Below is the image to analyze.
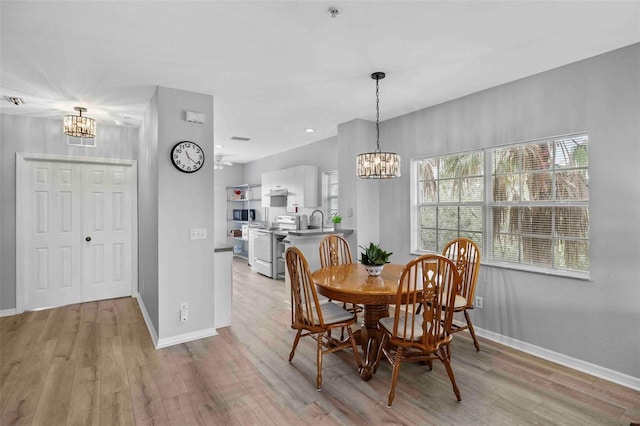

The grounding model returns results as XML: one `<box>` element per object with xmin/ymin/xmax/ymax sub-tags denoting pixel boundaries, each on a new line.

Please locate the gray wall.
<box><xmin>0</xmin><ymin>114</ymin><xmax>139</xmax><ymax>311</ymax></box>
<box><xmin>156</xmin><ymin>87</ymin><xmax>215</xmax><ymax>341</ymax></box>
<box><xmin>138</xmin><ymin>88</ymin><xmax>160</xmax><ymax>330</ymax></box>
<box><xmin>243</xmin><ymin>136</ymin><xmax>338</xmax><ymax>224</ymax></box>
<box><xmin>243</xmin><ymin>136</ymin><xmax>337</xmax><ymax>184</ymax></box>
<box><xmin>232</xmin><ymin>43</ymin><xmax>639</xmax><ymax>381</ymax></box>
<box><xmin>376</xmin><ymin>44</ymin><xmax>639</xmax><ymax>378</ymax></box>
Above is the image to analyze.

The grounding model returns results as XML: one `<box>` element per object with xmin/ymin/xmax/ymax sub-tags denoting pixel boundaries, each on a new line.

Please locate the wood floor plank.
<box><xmin>0</xmin><ymin>339</ymin><xmax>58</xmax><ymax>425</ymax></box>
<box><xmin>100</xmin><ymin>300</ymin><xmax>136</xmax><ymax>426</ymax></box>
<box><xmin>31</xmin><ymin>327</ymin><xmax>80</xmax><ymax>425</ymax></box>
<box><xmin>2</xmin><ymin>260</ymin><xmax>639</xmax><ymax>425</ymax></box>
<box><xmin>162</xmin><ymin>393</ymin><xmax>207</xmax><ymax>426</ymax></box>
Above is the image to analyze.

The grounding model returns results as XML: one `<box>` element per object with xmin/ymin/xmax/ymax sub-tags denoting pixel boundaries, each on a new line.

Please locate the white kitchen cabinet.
<box><xmin>262</xmin><ymin>165</ymin><xmax>318</xmax><ymax>210</ymax></box>
<box><xmin>261</xmin><ymin>169</ymin><xmax>287</xmax><ymax>207</ymax></box>
<box><xmin>261</xmin><ymin>172</ymin><xmax>271</xmax><ymax>206</ymax></box>
<box><xmin>287</xmin><ymin>165</ymin><xmax>319</xmax><ymax>211</ymax></box>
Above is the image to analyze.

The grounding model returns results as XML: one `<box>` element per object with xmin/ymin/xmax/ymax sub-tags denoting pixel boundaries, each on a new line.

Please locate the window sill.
<box><xmin>409</xmin><ymin>251</ymin><xmax>590</xmax><ymax>281</ymax></box>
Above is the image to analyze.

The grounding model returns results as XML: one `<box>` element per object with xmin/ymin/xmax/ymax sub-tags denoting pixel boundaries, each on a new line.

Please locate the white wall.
<box><xmin>0</xmin><ymin>114</ymin><xmax>139</xmax><ymax>311</ymax></box>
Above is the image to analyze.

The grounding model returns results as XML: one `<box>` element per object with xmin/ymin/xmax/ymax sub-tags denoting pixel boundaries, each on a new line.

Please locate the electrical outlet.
<box><xmin>180</xmin><ymin>302</ymin><xmax>189</xmax><ymax>322</ymax></box>
<box><xmin>475</xmin><ymin>296</ymin><xmax>483</xmax><ymax>309</ymax></box>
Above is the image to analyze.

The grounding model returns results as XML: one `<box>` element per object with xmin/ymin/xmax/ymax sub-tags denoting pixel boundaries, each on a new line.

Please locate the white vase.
<box><xmin>334</xmin><ymin>222</ymin><xmax>341</xmax><ymax>231</ymax></box>
<box><xmin>364</xmin><ymin>265</ymin><xmax>384</xmax><ymax>276</ymax></box>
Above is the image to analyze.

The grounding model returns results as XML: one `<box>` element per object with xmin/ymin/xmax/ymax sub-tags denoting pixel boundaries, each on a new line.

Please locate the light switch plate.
<box><xmin>190</xmin><ymin>228</ymin><xmax>207</xmax><ymax>240</ymax></box>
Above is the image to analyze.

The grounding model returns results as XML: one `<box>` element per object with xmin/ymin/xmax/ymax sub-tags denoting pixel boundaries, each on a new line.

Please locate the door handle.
<box><xmin>85</xmin><ymin>236</ymin><xmax>92</xmax><ymax>242</ymax></box>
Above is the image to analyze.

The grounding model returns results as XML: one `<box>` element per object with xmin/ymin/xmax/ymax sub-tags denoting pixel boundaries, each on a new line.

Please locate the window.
<box><xmin>322</xmin><ymin>170</ymin><xmax>339</xmax><ymax>222</ymax></box>
<box><xmin>412</xmin><ymin>134</ymin><xmax>589</xmax><ymax>276</ymax></box>
<box><xmin>414</xmin><ymin>151</ymin><xmax>484</xmax><ymax>252</ymax></box>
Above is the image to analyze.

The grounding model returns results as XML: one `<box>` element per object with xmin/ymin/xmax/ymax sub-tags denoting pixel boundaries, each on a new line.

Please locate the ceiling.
<box><xmin>1</xmin><ymin>1</ymin><xmax>638</xmax><ymax>164</ymax></box>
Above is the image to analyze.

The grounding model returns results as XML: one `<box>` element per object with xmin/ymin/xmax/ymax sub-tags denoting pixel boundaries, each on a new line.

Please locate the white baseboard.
<box><xmin>475</xmin><ymin>327</ymin><xmax>640</xmax><ymax>391</ymax></box>
<box><xmin>134</xmin><ymin>293</ymin><xmax>159</xmax><ymax>348</ymax></box>
<box><xmin>134</xmin><ymin>293</ymin><xmax>218</xmax><ymax>349</ymax></box>
<box><xmin>156</xmin><ymin>328</ymin><xmax>218</xmax><ymax>349</ymax></box>
<box><xmin>0</xmin><ymin>308</ymin><xmax>17</xmax><ymax>317</ymax></box>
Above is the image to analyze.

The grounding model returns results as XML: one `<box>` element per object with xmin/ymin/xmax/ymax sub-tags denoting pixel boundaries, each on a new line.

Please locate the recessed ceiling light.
<box><xmin>215</xmin><ymin>144</ymin><xmax>224</xmax><ymax>148</ymax></box>
<box><xmin>305</xmin><ymin>128</ymin><xmax>315</xmax><ymax>133</ymax></box>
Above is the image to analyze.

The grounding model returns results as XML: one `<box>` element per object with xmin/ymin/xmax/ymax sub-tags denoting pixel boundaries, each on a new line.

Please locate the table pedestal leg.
<box><xmin>358</xmin><ymin>304</ymin><xmax>389</xmax><ymax>381</ymax></box>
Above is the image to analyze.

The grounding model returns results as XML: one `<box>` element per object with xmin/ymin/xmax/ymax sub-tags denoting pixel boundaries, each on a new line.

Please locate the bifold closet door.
<box><xmin>22</xmin><ymin>161</ymin><xmax>84</xmax><ymax>309</ymax></box>
<box><xmin>20</xmin><ymin>159</ymin><xmax>134</xmax><ymax>310</ymax></box>
<box><xmin>81</xmin><ymin>163</ymin><xmax>133</xmax><ymax>302</ymax></box>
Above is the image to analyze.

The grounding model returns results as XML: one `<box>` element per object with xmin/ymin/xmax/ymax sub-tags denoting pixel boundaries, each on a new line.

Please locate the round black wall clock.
<box><xmin>171</xmin><ymin>141</ymin><xmax>204</xmax><ymax>173</ymax></box>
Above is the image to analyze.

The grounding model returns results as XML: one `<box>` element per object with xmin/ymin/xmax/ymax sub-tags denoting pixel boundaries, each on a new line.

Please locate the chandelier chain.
<box><xmin>375</xmin><ymin>77</ymin><xmax>381</xmax><ymax>152</ymax></box>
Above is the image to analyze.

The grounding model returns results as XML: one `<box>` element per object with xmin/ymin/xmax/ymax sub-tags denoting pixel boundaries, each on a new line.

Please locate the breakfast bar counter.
<box><xmin>283</xmin><ymin>229</ymin><xmax>354</xmax><ymax>301</ymax></box>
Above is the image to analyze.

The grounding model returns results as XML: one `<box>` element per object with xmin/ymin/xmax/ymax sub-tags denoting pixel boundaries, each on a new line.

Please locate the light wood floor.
<box><xmin>2</xmin><ymin>258</ymin><xmax>639</xmax><ymax>425</ymax></box>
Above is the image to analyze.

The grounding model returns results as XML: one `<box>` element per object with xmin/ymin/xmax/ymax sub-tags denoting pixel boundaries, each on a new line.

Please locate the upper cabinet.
<box><xmin>287</xmin><ymin>165</ymin><xmax>318</xmax><ymax>210</ymax></box>
<box><xmin>261</xmin><ymin>165</ymin><xmax>318</xmax><ymax>209</ymax></box>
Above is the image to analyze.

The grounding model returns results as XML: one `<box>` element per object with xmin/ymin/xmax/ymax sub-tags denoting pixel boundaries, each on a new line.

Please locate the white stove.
<box><xmin>251</xmin><ymin>215</ymin><xmax>300</xmax><ymax>279</ymax></box>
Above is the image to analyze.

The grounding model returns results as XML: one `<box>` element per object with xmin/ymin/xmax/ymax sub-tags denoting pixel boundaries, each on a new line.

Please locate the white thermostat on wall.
<box><xmin>185</xmin><ymin>110</ymin><xmax>205</xmax><ymax>124</ymax></box>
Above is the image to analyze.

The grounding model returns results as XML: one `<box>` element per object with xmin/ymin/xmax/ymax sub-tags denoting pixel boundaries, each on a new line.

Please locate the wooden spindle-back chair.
<box><xmin>442</xmin><ymin>237</ymin><xmax>481</xmax><ymax>351</ymax></box>
<box><xmin>318</xmin><ymin>234</ymin><xmax>363</xmax><ymax>322</ymax></box>
<box><xmin>286</xmin><ymin>247</ymin><xmax>362</xmax><ymax>390</ymax></box>
<box><xmin>374</xmin><ymin>253</ymin><xmax>462</xmax><ymax>406</ymax></box>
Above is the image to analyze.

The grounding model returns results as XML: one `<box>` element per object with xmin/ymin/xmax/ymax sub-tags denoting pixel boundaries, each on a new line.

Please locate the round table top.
<box><xmin>311</xmin><ymin>263</ymin><xmax>404</xmax><ymax>306</ymax></box>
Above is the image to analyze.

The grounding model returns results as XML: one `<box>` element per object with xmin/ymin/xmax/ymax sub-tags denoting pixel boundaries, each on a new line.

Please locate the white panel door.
<box><xmin>23</xmin><ymin>161</ymin><xmax>84</xmax><ymax>309</ymax></box>
<box><xmin>18</xmin><ymin>156</ymin><xmax>135</xmax><ymax>311</ymax></box>
<box><xmin>81</xmin><ymin>163</ymin><xmax>133</xmax><ymax>302</ymax></box>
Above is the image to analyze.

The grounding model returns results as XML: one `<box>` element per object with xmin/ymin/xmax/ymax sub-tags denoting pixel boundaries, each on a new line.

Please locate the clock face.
<box><xmin>171</xmin><ymin>141</ymin><xmax>204</xmax><ymax>173</ymax></box>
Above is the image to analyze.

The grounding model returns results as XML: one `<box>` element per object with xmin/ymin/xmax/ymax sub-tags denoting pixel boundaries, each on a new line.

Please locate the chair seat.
<box><xmin>308</xmin><ymin>302</ymin><xmax>355</xmax><ymax>325</ymax></box>
<box><xmin>379</xmin><ymin>315</ymin><xmax>431</xmax><ymax>342</ymax></box>
<box><xmin>453</xmin><ymin>294</ymin><xmax>467</xmax><ymax>309</ymax></box>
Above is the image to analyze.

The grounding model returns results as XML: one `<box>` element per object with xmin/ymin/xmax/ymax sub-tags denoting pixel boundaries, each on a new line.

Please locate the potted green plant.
<box><xmin>332</xmin><ymin>214</ymin><xmax>342</xmax><ymax>230</ymax></box>
<box><xmin>359</xmin><ymin>242</ymin><xmax>392</xmax><ymax>276</ymax></box>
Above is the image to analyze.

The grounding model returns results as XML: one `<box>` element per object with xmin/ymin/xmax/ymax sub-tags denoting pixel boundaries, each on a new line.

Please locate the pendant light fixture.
<box><xmin>64</xmin><ymin>106</ymin><xmax>96</xmax><ymax>138</ymax></box>
<box><xmin>356</xmin><ymin>72</ymin><xmax>400</xmax><ymax>179</ymax></box>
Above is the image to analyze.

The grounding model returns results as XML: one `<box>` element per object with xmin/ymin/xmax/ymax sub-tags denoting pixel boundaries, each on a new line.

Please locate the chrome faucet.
<box><xmin>310</xmin><ymin>209</ymin><xmax>324</xmax><ymax>228</ymax></box>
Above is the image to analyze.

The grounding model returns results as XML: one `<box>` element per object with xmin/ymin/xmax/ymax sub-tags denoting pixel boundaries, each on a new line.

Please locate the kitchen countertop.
<box><xmin>287</xmin><ymin>228</ymin><xmax>353</xmax><ymax>237</ymax></box>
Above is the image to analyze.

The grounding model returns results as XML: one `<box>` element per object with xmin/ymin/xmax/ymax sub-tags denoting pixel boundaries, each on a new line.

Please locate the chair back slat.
<box><xmin>319</xmin><ymin>234</ymin><xmax>353</xmax><ymax>268</ymax></box>
<box><xmin>391</xmin><ymin>254</ymin><xmax>460</xmax><ymax>348</ymax></box>
<box><xmin>287</xmin><ymin>247</ymin><xmax>324</xmax><ymax>328</ymax></box>
<box><xmin>442</xmin><ymin>238</ymin><xmax>480</xmax><ymax>306</ymax></box>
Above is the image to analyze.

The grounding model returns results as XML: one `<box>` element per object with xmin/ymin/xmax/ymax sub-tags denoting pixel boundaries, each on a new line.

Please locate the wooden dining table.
<box><xmin>312</xmin><ymin>263</ymin><xmax>404</xmax><ymax>381</ymax></box>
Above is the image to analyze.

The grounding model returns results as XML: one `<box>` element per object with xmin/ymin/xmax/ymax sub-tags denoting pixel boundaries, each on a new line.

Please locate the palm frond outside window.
<box><xmin>413</xmin><ymin>133</ymin><xmax>589</xmax><ymax>276</ymax></box>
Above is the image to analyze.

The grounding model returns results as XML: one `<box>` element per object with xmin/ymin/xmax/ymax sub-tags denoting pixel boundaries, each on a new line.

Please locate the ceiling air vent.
<box><xmin>231</xmin><ymin>136</ymin><xmax>251</xmax><ymax>142</ymax></box>
<box><xmin>4</xmin><ymin>96</ymin><xmax>24</xmax><ymax>105</ymax></box>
